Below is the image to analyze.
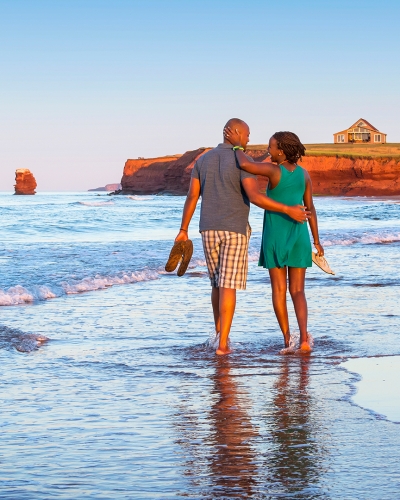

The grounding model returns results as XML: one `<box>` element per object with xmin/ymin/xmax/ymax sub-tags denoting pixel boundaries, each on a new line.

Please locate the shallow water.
<box><xmin>1</xmin><ymin>192</ymin><xmax>400</xmax><ymax>498</ymax></box>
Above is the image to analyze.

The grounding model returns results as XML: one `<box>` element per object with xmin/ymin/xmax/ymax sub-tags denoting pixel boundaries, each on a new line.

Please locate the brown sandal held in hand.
<box><xmin>177</xmin><ymin>240</ymin><xmax>193</xmax><ymax>277</ymax></box>
<box><xmin>165</xmin><ymin>241</ymin><xmax>185</xmax><ymax>272</ymax></box>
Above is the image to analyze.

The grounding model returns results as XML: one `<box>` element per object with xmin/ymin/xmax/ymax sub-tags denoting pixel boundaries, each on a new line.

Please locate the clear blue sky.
<box><xmin>1</xmin><ymin>0</ymin><xmax>399</xmax><ymax>190</ymax></box>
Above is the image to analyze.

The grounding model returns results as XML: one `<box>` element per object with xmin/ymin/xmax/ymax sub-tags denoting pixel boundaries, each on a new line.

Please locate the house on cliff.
<box><xmin>333</xmin><ymin>119</ymin><xmax>386</xmax><ymax>144</ymax></box>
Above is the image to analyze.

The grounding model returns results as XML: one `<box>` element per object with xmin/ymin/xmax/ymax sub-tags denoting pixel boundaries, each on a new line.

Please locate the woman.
<box><xmin>224</xmin><ymin>128</ymin><xmax>323</xmax><ymax>352</ymax></box>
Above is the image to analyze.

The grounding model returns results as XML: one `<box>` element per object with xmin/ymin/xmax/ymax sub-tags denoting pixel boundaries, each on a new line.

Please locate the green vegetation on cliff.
<box><xmin>247</xmin><ymin>143</ymin><xmax>400</xmax><ymax>160</ymax></box>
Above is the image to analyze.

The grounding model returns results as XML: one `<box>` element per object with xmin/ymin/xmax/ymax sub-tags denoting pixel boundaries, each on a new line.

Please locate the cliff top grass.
<box><xmin>247</xmin><ymin>143</ymin><xmax>400</xmax><ymax>160</ymax></box>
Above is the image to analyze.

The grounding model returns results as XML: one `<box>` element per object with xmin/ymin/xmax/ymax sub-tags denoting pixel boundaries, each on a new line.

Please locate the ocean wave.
<box><xmin>61</xmin><ymin>269</ymin><xmax>160</xmax><ymax>294</ymax></box>
<box><xmin>324</xmin><ymin>233</ymin><xmax>400</xmax><ymax>247</ymax></box>
<box><xmin>248</xmin><ymin>252</ymin><xmax>260</xmax><ymax>262</ymax></box>
<box><xmin>0</xmin><ymin>285</ymin><xmax>57</xmax><ymax>306</ymax></box>
<box><xmin>0</xmin><ymin>269</ymin><xmax>161</xmax><ymax>306</ymax></box>
<box><xmin>78</xmin><ymin>201</ymin><xmax>115</xmax><ymax>206</ymax></box>
<box><xmin>127</xmin><ymin>196</ymin><xmax>153</xmax><ymax>201</ymax></box>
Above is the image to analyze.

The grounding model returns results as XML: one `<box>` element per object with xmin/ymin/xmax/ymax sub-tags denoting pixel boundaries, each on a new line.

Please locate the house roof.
<box><xmin>334</xmin><ymin>118</ymin><xmax>386</xmax><ymax>135</ymax></box>
<box><xmin>349</xmin><ymin>118</ymin><xmax>378</xmax><ymax>131</ymax></box>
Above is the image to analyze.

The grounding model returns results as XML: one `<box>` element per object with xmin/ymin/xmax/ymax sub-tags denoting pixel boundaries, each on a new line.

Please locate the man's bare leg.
<box><xmin>269</xmin><ymin>267</ymin><xmax>290</xmax><ymax>347</ymax></box>
<box><xmin>211</xmin><ymin>287</ymin><xmax>220</xmax><ymax>335</ymax></box>
<box><xmin>216</xmin><ymin>287</ymin><xmax>236</xmax><ymax>355</ymax></box>
<box><xmin>288</xmin><ymin>267</ymin><xmax>311</xmax><ymax>352</ymax></box>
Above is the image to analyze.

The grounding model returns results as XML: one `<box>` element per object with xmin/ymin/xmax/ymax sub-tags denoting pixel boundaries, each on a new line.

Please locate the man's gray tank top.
<box><xmin>191</xmin><ymin>143</ymin><xmax>256</xmax><ymax>236</ymax></box>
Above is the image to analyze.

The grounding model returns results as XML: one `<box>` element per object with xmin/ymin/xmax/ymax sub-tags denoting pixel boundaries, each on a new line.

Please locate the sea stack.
<box><xmin>14</xmin><ymin>169</ymin><xmax>37</xmax><ymax>195</ymax></box>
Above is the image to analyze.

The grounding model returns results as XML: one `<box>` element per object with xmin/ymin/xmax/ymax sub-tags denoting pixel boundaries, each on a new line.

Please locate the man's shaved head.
<box><xmin>225</xmin><ymin>118</ymin><xmax>248</xmax><ymax>130</ymax></box>
<box><xmin>224</xmin><ymin>118</ymin><xmax>250</xmax><ymax>148</ymax></box>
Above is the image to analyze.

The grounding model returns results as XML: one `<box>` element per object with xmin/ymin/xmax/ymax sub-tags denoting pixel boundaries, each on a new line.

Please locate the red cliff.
<box><xmin>14</xmin><ymin>169</ymin><xmax>37</xmax><ymax>195</ymax></box>
<box><xmin>120</xmin><ymin>148</ymin><xmax>400</xmax><ymax>197</ymax></box>
<box><xmin>121</xmin><ymin>149</ymin><xmax>211</xmax><ymax>194</ymax></box>
<box><xmin>300</xmin><ymin>156</ymin><xmax>400</xmax><ymax>196</ymax></box>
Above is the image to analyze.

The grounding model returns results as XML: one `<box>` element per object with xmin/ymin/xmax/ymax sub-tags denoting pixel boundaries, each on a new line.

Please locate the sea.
<box><xmin>1</xmin><ymin>192</ymin><xmax>400</xmax><ymax>499</ymax></box>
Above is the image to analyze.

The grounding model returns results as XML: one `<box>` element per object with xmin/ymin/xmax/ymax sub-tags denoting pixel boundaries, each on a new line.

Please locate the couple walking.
<box><xmin>175</xmin><ymin>118</ymin><xmax>324</xmax><ymax>355</ymax></box>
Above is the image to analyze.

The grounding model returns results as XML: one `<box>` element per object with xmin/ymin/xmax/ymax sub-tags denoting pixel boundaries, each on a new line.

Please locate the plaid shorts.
<box><xmin>201</xmin><ymin>225</ymin><xmax>251</xmax><ymax>290</ymax></box>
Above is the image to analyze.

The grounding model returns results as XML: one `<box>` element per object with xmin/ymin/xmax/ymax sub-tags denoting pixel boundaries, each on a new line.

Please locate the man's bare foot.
<box><xmin>298</xmin><ymin>341</ymin><xmax>312</xmax><ymax>354</ymax></box>
<box><xmin>216</xmin><ymin>346</ymin><xmax>232</xmax><ymax>356</ymax></box>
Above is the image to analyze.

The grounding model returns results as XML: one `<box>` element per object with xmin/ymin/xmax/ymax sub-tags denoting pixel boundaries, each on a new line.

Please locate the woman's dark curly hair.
<box><xmin>272</xmin><ymin>131</ymin><xmax>306</xmax><ymax>164</ymax></box>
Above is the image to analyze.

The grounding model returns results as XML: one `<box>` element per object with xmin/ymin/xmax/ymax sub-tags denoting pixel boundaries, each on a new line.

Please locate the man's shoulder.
<box><xmin>199</xmin><ymin>145</ymin><xmax>222</xmax><ymax>159</ymax></box>
<box><xmin>197</xmin><ymin>144</ymin><xmax>235</xmax><ymax>165</ymax></box>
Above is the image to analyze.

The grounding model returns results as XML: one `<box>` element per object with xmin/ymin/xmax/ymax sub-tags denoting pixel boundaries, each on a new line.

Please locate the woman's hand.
<box><xmin>314</xmin><ymin>242</ymin><xmax>324</xmax><ymax>256</ymax></box>
<box><xmin>223</xmin><ymin>126</ymin><xmax>242</xmax><ymax>147</ymax></box>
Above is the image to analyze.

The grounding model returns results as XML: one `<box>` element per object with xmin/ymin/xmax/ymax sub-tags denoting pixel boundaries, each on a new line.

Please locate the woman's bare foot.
<box><xmin>279</xmin><ymin>347</ymin><xmax>295</xmax><ymax>355</ymax></box>
<box><xmin>298</xmin><ymin>341</ymin><xmax>312</xmax><ymax>353</ymax></box>
<box><xmin>216</xmin><ymin>346</ymin><xmax>232</xmax><ymax>356</ymax></box>
<box><xmin>283</xmin><ymin>331</ymin><xmax>290</xmax><ymax>348</ymax></box>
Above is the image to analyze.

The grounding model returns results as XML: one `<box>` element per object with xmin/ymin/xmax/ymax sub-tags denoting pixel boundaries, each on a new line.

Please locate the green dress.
<box><xmin>259</xmin><ymin>165</ymin><xmax>312</xmax><ymax>269</ymax></box>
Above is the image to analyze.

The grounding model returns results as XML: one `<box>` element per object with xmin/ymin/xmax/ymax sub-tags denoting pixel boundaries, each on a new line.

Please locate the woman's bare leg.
<box><xmin>288</xmin><ymin>267</ymin><xmax>311</xmax><ymax>352</ymax></box>
<box><xmin>269</xmin><ymin>267</ymin><xmax>290</xmax><ymax>347</ymax></box>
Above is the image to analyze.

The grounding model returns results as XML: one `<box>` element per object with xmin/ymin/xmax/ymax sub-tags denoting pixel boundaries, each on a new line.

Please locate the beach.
<box><xmin>1</xmin><ymin>193</ymin><xmax>400</xmax><ymax>498</ymax></box>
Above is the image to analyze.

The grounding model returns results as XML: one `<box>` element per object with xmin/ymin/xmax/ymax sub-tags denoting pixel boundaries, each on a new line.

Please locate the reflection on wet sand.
<box><xmin>265</xmin><ymin>357</ymin><xmax>325</xmax><ymax>496</ymax></box>
<box><xmin>207</xmin><ymin>358</ymin><xmax>258</xmax><ymax>497</ymax></box>
<box><xmin>174</xmin><ymin>356</ymin><xmax>327</xmax><ymax>497</ymax></box>
<box><xmin>173</xmin><ymin>357</ymin><xmax>258</xmax><ymax>497</ymax></box>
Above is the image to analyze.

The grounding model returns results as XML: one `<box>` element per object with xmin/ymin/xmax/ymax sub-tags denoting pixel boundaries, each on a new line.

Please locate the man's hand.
<box><xmin>175</xmin><ymin>178</ymin><xmax>200</xmax><ymax>244</ymax></box>
<box><xmin>285</xmin><ymin>205</ymin><xmax>311</xmax><ymax>223</ymax></box>
<box><xmin>175</xmin><ymin>230</ymin><xmax>188</xmax><ymax>242</ymax></box>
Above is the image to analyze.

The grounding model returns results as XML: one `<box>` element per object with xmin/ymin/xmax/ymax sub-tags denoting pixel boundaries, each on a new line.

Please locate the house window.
<box><xmin>374</xmin><ymin>134</ymin><xmax>381</xmax><ymax>142</ymax></box>
<box><xmin>358</xmin><ymin>122</ymin><xmax>364</xmax><ymax>127</ymax></box>
<box><xmin>337</xmin><ymin>134</ymin><xmax>345</xmax><ymax>143</ymax></box>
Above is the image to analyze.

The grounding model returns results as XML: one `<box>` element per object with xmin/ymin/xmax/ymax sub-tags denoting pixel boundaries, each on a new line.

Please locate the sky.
<box><xmin>1</xmin><ymin>0</ymin><xmax>399</xmax><ymax>191</ymax></box>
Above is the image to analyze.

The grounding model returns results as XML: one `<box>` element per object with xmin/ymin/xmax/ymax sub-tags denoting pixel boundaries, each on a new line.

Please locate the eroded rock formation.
<box><xmin>14</xmin><ymin>169</ymin><xmax>37</xmax><ymax>195</ymax></box>
<box><xmin>88</xmin><ymin>183</ymin><xmax>121</xmax><ymax>192</ymax></box>
<box><xmin>121</xmin><ymin>149</ymin><xmax>211</xmax><ymax>194</ymax></box>
<box><xmin>300</xmin><ymin>156</ymin><xmax>400</xmax><ymax>196</ymax></box>
<box><xmin>120</xmin><ymin>148</ymin><xmax>400</xmax><ymax>196</ymax></box>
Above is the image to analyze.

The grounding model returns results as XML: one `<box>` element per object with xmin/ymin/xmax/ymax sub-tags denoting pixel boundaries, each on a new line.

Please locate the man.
<box><xmin>175</xmin><ymin>118</ymin><xmax>310</xmax><ymax>355</ymax></box>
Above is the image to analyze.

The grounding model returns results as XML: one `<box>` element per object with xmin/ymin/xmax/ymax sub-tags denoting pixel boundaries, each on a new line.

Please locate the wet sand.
<box><xmin>1</xmin><ymin>270</ymin><xmax>400</xmax><ymax>498</ymax></box>
<box><xmin>343</xmin><ymin>356</ymin><xmax>400</xmax><ymax>423</ymax></box>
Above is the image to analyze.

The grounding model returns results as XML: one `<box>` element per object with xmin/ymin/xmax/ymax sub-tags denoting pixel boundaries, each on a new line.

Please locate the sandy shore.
<box><xmin>342</xmin><ymin>356</ymin><xmax>400</xmax><ymax>423</ymax></box>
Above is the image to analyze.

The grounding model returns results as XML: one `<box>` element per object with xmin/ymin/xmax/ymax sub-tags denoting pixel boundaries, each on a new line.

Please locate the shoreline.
<box><xmin>342</xmin><ymin>356</ymin><xmax>400</xmax><ymax>424</ymax></box>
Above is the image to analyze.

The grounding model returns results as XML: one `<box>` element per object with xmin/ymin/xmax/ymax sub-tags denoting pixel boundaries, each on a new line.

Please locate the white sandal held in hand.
<box><xmin>312</xmin><ymin>252</ymin><xmax>335</xmax><ymax>275</ymax></box>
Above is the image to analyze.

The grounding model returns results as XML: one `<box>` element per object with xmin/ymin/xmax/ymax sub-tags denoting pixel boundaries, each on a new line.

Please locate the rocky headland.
<box><xmin>88</xmin><ymin>183</ymin><xmax>121</xmax><ymax>192</ymax></box>
<box><xmin>121</xmin><ymin>149</ymin><xmax>211</xmax><ymax>195</ymax></box>
<box><xmin>119</xmin><ymin>147</ymin><xmax>400</xmax><ymax>197</ymax></box>
<box><xmin>14</xmin><ymin>169</ymin><xmax>37</xmax><ymax>195</ymax></box>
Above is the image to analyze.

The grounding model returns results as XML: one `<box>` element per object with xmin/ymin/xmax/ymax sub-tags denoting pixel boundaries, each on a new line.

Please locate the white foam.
<box><xmin>248</xmin><ymin>252</ymin><xmax>259</xmax><ymax>262</ymax></box>
<box><xmin>205</xmin><ymin>330</ymin><xmax>222</xmax><ymax>350</ymax></box>
<box><xmin>78</xmin><ymin>201</ymin><xmax>114</xmax><ymax>206</ymax></box>
<box><xmin>324</xmin><ymin>233</ymin><xmax>400</xmax><ymax>247</ymax></box>
<box><xmin>0</xmin><ymin>285</ymin><xmax>57</xmax><ymax>306</ymax></box>
<box><xmin>279</xmin><ymin>330</ymin><xmax>314</xmax><ymax>355</ymax></box>
<box><xmin>0</xmin><ymin>270</ymin><xmax>160</xmax><ymax>306</ymax></box>
<box><xmin>0</xmin><ymin>252</ymin><xmax>210</xmax><ymax>307</ymax></box>
<box><xmin>61</xmin><ymin>270</ymin><xmax>159</xmax><ymax>294</ymax></box>
<box><xmin>127</xmin><ymin>196</ymin><xmax>153</xmax><ymax>201</ymax></box>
